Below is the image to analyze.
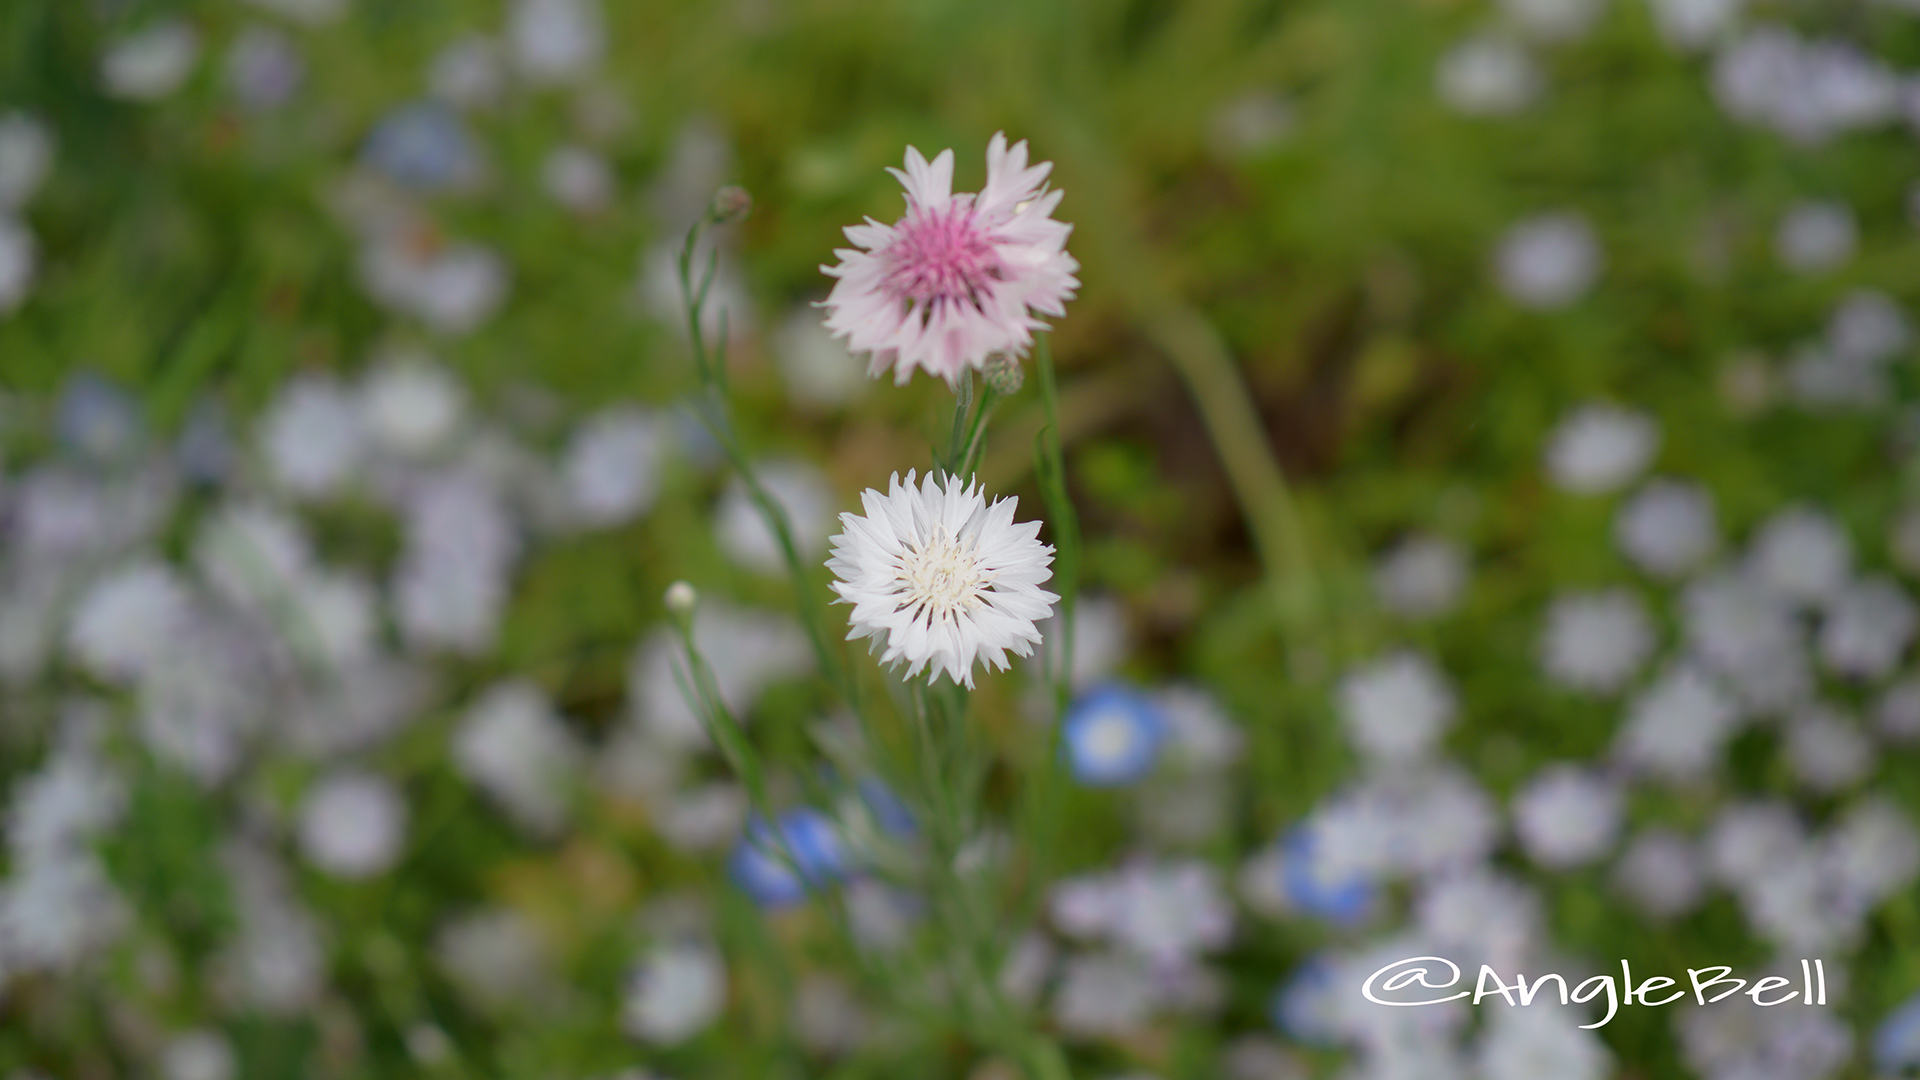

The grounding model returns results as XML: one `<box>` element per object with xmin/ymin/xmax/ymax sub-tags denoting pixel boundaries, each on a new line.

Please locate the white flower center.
<box><xmin>898</xmin><ymin>528</ymin><xmax>990</xmax><ymax>618</ymax></box>
<box><xmin>1082</xmin><ymin>712</ymin><xmax>1137</xmax><ymax>763</ymax></box>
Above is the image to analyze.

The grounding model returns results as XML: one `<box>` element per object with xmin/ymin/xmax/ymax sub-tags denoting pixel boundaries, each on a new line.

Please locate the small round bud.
<box><xmin>710</xmin><ymin>185</ymin><xmax>752</xmax><ymax>225</ymax></box>
<box><xmin>664</xmin><ymin>580</ymin><xmax>699</xmax><ymax>618</ymax></box>
<box><xmin>982</xmin><ymin>353</ymin><xmax>1024</xmax><ymax>395</ymax></box>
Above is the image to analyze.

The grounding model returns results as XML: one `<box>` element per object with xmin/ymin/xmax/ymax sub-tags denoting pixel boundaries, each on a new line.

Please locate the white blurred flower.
<box><xmin>212</xmin><ymin>850</ymin><xmax>327</xmax><ymax>1015</ymax></box>
<box><xmin>260</xmin><ymin>377</ymin><xmax>365</xmax><ymax>498</ymax></box>
<box><xmin>542</xmin><ymin>144</ymin><xmax>615</xmax><ymax>212</ymax></box>
<box><xmin>772</xmin><ymin>306</ymin><xmax>868</xmax><ymax>409</ymax></box>
<box><xmin>1477</xmin><ymin>997</ymin><xmax>1612</xmax><ymax>1080</ymax></box>
<box><xmin>1828</xmin><ymin>797</ymin><xmax>1920</xmax><ymax>906</ymax></box>
<box><xmin>1208</xmin><ymin>91</ymin><xmax>1295</xmax><ymax>157</ymax></box>
<box><xmin>714</xmin><ymin>458</ymin><xmax>834</xmax><ymax>575</ymax></box>
<box><xmin>1396</xmin><ymin>767</ymin><xmax>1502</xmax><ymax>876</ymax></box>
<box><xmin>0</xmin><ymin>216</ymin><xmax>37</xmax><ymax>314</ymax></box>
<box><xmin>434</xmin><ymin>907</ymin><xmax>553</xmax><ymax>1014</ymax></box>
<box><xmin>296</xmin><ymin>771</ymin><xmax>407</xmax><ymax>879</ymax></box>
<box><xmin>792</xmin><ymin>974</ymin><xmax>870</xmax><ymax>1055</ymax></box>
<box><xmin>1496</xmin><ymin>213</ymin><xmax>1601</xmax><ymax>309</ymax></box>
<box><xmin>1647</xmin><ymin>0</ymin><xmax>1742</xmax><ymax>50</ymax></box>
<box><xmin>1828</xmin><ymin>290</ymin><xmax>1910</xmax><ymax>364</ymax></box>
<box><xmin>1819</xmin><ymin>575</ymin><xmax>1915</xmax><ymax>679</ymax></box>
<box><xmin>361</xmin><ymin>238</ymin><xmax>510</xmax><ymax>335</ymax></box>
<box><xmin>161</xmin><ymin>1030</ymin><xmax>235</xmax><ymax>1080</ymax></box>
<box><xmin>239</xmin><ymin>0</ymin><xmax>348</xmax><ymax>24</ymax></box>
<box><xmin>1337</xmin><ymin>651</ymin><xmax>1456</xmax><ymax>763</ymax></box>
<box><xmin>392</xmin><ymin>472</ymin><xmax>517</xmax><ymax>653</ymax></box>
<box><xmin>508</xmin><ymin>0</ymin><xmax>604</xmax><ymax>84</ymax></box>
<box><xmin>1107</xmin><ymin>860</ymin><xmax>1234</xmax><ymax>967</ymax></box>
<box><xmin>640</xmin><ymin>239</ymin><xmax>753</xmax><ymax>344</ymax></box>
<box><xmin>1512</xmin><ymin>764</ymin><xmax>1622</xmax><ymax>868</ymax></box>
<box><xmin>1415</xmin><ymin>868</ymin><xmax>1541</xmax><ymax>974</ymax></box>
<box><xmin>1681</xmin><ymin>568</ymin><xmax>1812</xmax><ymax>708</ymax></box>
<box><xmin>560</xmin><ymin>405</ymin><xmax>669</xmax><ymax>528</ymax></box>
<box><xmin>0</xmin><ymin>854</ymin><xmax>128</xmax><ymax>972</ymax></box>
<box><xmin>453</xmin><ymin>681</ymin><xmax>583</xmax><ymax>836</ymax></box>
<box><xmin>1714</xmin><ymin>28</ymin><xmax>1900</xmax><ymax>144</ymax></box>
<box><xmin>1437</xmin><ymin>35</ymin><xmax>1543</xmax><ymax>116</ymax></box>
<box><xmin>1539</xmin><ymin>589</ymin><xmax>1655</xmax><ymax>694</ymax></box>
<box><xmin>1052</xmin><ymin>951</ymin><xmax>1158</xmax><ymax>1037</ymax></box>
<box><xmin>656</xmin><ymin>783</ymin><xmax>748</xmax><ymax>852</ymax></box>
<box><xmin>1615</xmin><ymin>662</ymin><xmax>1742</xmax><ymax>780</ymax></box>
<box><xmin>66</xmin><ymin>559</ymin><xmax>194</xmax><ymax>683</ymax></box>
<box><xmin>225</xmin><ymin>25</ymin><xmax>303</xmax><ymax>109</ymax></box>
<box><xmin>1775</xmin><ymin>199</ymin><xmax>1858</xmax><ymax>273</ymax></box>
<box><xmin>0</xmin><ymin>113</ymin><xmax>54</xmax><ymax>210</ymax></box>
<box><xmin>1152</xmin><ymin>683</ymin><xmax>1245</xmax><ymax>772</ymax></box>
<box><xmin>359</xmin><ymin>355</ymin><xmax>466</xmax><ymax>457</ymax></box>
<box><xmin>101</xmin><ymin>21</ymin><xmax>200</xmax><ymax>101</ymax></box>
<box><xmin>1679</xmin><ymin>988</ymin><xmax>1853</xmax><ymax>1080</ymax></box>
<box><xmin>1784</xmin><ymin>704</ymin><xmax>1873</xmax><ymax>793</ymax></box>
<box><xmin>629</xmin><ymin>603</ymin><xmax>811</xmax><ymax>747</ymax></box>
<box><xmin>1372</xmin><ymin>534</ymin><xmax>1468</xmax><ymax>620</ymax></box>
<box><xmin>1030</xmin><ymin>592</ymin><xmax>1130</xmax><ymax>695</ymax></box>
<box><xmin>1614</xmin><ymin>478</ymin><xmax>1716</xmax><ymax>577</ymax></box>
<box><xmin>1877</xmin><ymin>677</ymin><xmax>1920</xmax><ymax>741</ymax></box>
<box><xmin>5</xmin><ymin>744</ymin><xmax>125</xmax><ymax>866</ymax></box>
<box><xmin>1499</xmin><ymin>0</ymin><xmax>1604</xmax><ymax>40</ymax></box>
<box><xmin>1611</xmin><ymin>827</ymin><xmax>1705</xmax><ymax>918</ymax></box>
<box><xmin>428</xmin><ymin>35</ymin><xmax>506</xmax><ymax>110</ymax></box>
<box><xmin>1747</xmin><ymin>505</ymin><xmax>1851</xmax><ymax>605</ymax></box>
<box><xmin>622</xmin><ymin>940</ymin><xmax>727</xmax><ymax>1044</ymax></box>
<box><xmin>1543</xmin><ymin>403</ymin><xmax>1658</xmax><ymax>494</ymax></box>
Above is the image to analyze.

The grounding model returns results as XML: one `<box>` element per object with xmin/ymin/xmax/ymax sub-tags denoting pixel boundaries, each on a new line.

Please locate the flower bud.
<box><xmin>664</xmin><ymin>580</ymin><xmax>699</xmax><ymax>618</ymax></box>
<box><xmin>982</xmin><ymin>353</ymin><xmax>1024</xmax><ymax>395</ymax></box>
<box><xmin>709</xmin><ymin>185</ymin><xmax>752</xmax><ymax>225</ymax></box>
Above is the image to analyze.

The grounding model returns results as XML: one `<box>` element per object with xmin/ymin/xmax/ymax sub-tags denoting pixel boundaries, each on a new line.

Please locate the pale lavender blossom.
<box><xmin>1539</xmin><ymin>588</ymin><xmax>1656</xmax><ymax>694</ymax></box>
<box><xmin>1436</xmin><ymin>34</ymin><xmax>1543</xmax><ymax>116</ymax></box>
<box><xmin>1511</xmin><ymin>764</ymin><xmax>1623</xmax><ymax>867</ymax></box>
<box><xmin>1371</xmin><ymin>534</ymin><xmax>1468</xmax><ymax>620</ymax></box>
<box><xmin>1544</xmin><ymin>403</ymin><xmax>1659</xmax><ymax>494</ymax></box>
<box><xmin>1611</xmin><ymin>827</ymin><xmax>1706</xmax><ymax>918</ymax></box>
<box><xmin>1614</xmin><ymin>478</ymin><xmax>1716</xmax><ymax>577</ymax></box>
<box><xmin>1496</xmin><ymin>212</ymin><xmax>1601</xmax><ymax>309</ymax></box>
<box><xmin>1336</xmin><ymin>651</ymin><xmax>1456</xmax><ymax>762</ymax></box>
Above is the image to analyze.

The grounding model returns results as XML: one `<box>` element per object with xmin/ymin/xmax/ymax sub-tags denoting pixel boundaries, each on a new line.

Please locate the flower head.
<box><xmin>826</xmin><ymin>470</ymin><xmax>1059</xmax><ymax>689</ymax></box>
<box><xmin>820</xmin><ymin>133</ymin><xmax>1079</xmax><ymax>387</ymax></box>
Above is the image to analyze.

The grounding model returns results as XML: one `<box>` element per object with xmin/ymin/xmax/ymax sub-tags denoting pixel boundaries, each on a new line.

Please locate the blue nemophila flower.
<box><xmin>56</xmin><ymin>372</ymin><xmax>141</xmax><ymax>465</ymax></box>
<box><xmin>1876</xmin><ymin>990</ymin><xmax>1920</xmax><ymax>1074</ymax></box>
<box><xmin>361</xmin><ymin>101</ymin><xmax>484</xmax><ymax>193</ymax></box>
<box><xmin>856</xmin><ymin>778</ymin><xmax>916</xmax><ymax>837</ymax></box>
<box><xmin>1279</xmin><ymin>826</ymin><xmax>1374</xmax><ymax>924</ymax></box>
<box><xmin>729</xmin><ymin>809</ymin><xmax>846</xmax><ymax>908</ymax></box>
<box><xmin>1062</xmin><ymin>683</ymin><xmax>1166</xmax><ymax>786</ymax></box>
<box><xmin>1271</xmin><ymin>957</ymin><xmax>1342</xmax><ymax>1047</ymax></box>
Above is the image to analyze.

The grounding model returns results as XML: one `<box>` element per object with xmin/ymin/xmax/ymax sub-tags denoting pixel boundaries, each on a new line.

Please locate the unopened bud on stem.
<box><xmin>710</xmin><ymin>185</ymin><xmax>752</xmax><ymax>225</ymax></box>
<box><xmin>664</xmin><ymin>580</ymin><xmax>699</xmax><ymax>619</ymax></box>
<box><xmin>982</xmin><ymin>352</ymin><xmax>1024</xmax><ymax>395</ymax></box>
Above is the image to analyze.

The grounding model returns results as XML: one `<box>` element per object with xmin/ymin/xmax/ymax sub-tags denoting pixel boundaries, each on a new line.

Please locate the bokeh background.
<box><xmin>5</xmin><ymin>0</ymin><xmax>1920</xmax><ymax>1077</ymax></box>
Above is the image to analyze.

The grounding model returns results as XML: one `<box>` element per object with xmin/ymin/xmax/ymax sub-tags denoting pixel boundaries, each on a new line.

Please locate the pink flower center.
<box><xmin>882</xmin><ymin>204</ymin><xmax>1004</xmax><ymax>311</ymax></box>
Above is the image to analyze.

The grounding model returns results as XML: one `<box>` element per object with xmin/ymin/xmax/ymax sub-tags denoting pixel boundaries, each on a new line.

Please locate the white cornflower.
<box><xmin>1496</xmin><ymin>212</ymin><xmax>1601</xmax><ymax>309</ymax></box>
<box><xmin>1336</xmin><ymin>651</ymin><xmax>1456</xmax><ymax>763</ymax></box>
<box><xmin>1614</xmin><ymin>478</ymin><xmax>1717</xmax><ymax>577</ymax></box>
<box><xmin>1539</xmin><ymin>588</ymin><xmax>1656</xmax><ymax>694</ymax></box>
<box><xmin>1544</xmin><ymin>403</ymin><xmax>1659</xmax><ymax>493</ymax></box>
<box><xmin>1372</xmin><ymin>534</ymin><xmax>1469</xmax><ymax>620</ymax></box>
<box><xmin>826</xmin><ymin>470</ymin><xmax>1059</xmax><ymax>689</ymax></box>
<box><xmin>1511</xmin><ymin>764</ymin><xmax>1623</xmax><ymax>868</ymax></box>
<box><xmin>296</xmin><ymin>771</ymin><xmax>407</xmax><ymax>880</ymax></box>
<box><xmin>1436</xmin><ymin>34</ymin><xmax>1543</xmax><ymax>116</ymax></box>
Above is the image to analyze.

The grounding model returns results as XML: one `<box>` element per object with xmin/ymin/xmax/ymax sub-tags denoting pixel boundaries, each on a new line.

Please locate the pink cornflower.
<box><xmin>820</xmin><ymin>133</ymin><xmax>1080</xmax><ymax>388</ymax></box>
